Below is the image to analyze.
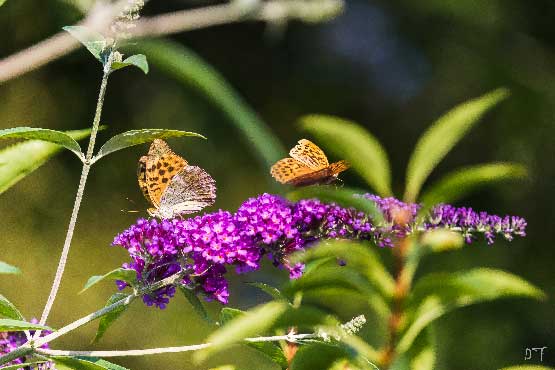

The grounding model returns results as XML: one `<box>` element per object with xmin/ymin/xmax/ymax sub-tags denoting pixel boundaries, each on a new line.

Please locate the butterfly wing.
<box><xmin>270</xmin><ymin>158</ymin><xmax>315</xmax><ymax>184</ymax></box>
<box><xmin>145</xmin><ymin>140</ymin><xmax>188</xmax><ymax>207</ymax></box>
<box><xmin>137</xmin><ymin>155</ymin><xmax>150</xmax><ymax>202</ymax></box>
<box><xmin>289</xmin><ymin>139</ymin><xmax>329</xmax><ymax>170</ymax></box>
<box><xmin>158</xmin><ymin>165</ymin><xmax>217</xmax><ymax>218</ymax></box>
<box><xmin>329</xmin><ymin>160</ymin><xmax>350</xmax><ymax>176</ymax></box>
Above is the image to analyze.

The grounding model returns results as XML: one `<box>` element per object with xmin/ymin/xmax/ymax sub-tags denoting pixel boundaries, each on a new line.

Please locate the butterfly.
<box><xmin>137</xmin><ymin>139</ymin><xmax>216</xmax><ymax>219</ymax></box>
<box><xmin>270</xmin><ymin>139</ymin><xmax>350</xmax><ymax>186</ymax></box>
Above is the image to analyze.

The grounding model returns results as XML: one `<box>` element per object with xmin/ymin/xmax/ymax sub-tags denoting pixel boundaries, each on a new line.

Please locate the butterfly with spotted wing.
<box><xmin>138</xmin><ymin>139</ymin><xmax>216</xmax><ymax>219</ymax></box>
<box><xmin>270</xmin><ymin>139</ymin><xmax>350</xmax><ymax>186</ymax></box>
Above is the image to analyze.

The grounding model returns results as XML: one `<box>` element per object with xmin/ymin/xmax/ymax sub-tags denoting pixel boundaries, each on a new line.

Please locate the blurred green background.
<box><xmin>0</xmin><ymin>0</ymin><xmax>554</xmax><ymax>369</ymax></box>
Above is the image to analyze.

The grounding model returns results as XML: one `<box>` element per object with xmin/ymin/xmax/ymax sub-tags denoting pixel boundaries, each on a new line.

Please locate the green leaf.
<box><xmin>390</xmin><ymin>327</ymin><xmax>436</xmax><ymax>370</ymax></box>
<box><xmin>130</xmin><ymin>40</ymin><xmax>286</xmax><ymax>170</ymax></box>
<box><xmin>301</xmin><ymin>115</ymin><xmax>392</xmax><ymax>196</ymax></box>
<box><xmin>112</xmin><ymin>54</ymin><xmax>149</xmax><ymax>74</ymax></box>
<box><xmin>287</xmin><ymin>186</ymin><xmax>384</xmax><ymax>224</ymax></box>
<box><xmin>63</xmin><ymin>26</ymin><xmax>106</xmax><ymax>62</ymax></box>
<box><xmin>80</xmin><ymin>268</ymin><xmax>136</xmax><ymax>294</ymax></box>
<box><xmin>0</xmin><ymin>127</ymin><xmax>83</xmax><ymax>159</ymax></box>
<box><xmin>197</xmin><ymin>302</ymin><xmax>289</xmax><ymax>362</ymax></box>
<box><xmin>290</xmin><ymin>343</ymin><xmax>350</xmax><ymax>370</ymax></box>
<box><xmin>0</xmin><ymin>361</ymin><xmax>51</xmax><ymax>370</ymax></box>
<box><xmin>52</xmin><ymin>356</ymin><xmax>128</xmax><ymax>370</ymax></box>
<box><xmin>0</xmin><ymin>319</ymin><xmax>53</xmax><ymax>331</ymax></box>
<box><xmin>0</xmin><ymin>294</ymin><xmax>24</xmax><ymax>320</ymax></box>
<box><xmin>0</xmin><ymin>261</ymin><xmax>20</xmax><ymax>274</ymax></box>
<box><xmin>246</xmin><ymin>282</ymin><xmax>290</xmax><ymax>302</ymax></box>
<box><xmin>419</xmin><ymin>162</ymin><xmax>527</xmax><ymax>207</ymax></box>
<box><xmin>500</xmin><ymin>366</ymin><xmax>554</xmax><ymax>370</ymax></box>
<box><xmin>0</xmin><ymin>127</ymin><xmax>94</xmax><ymax>195</ymax></box>
<box><xmin>93</xmin><ymin>129</ymin><xmax>204</xmax><ymax>162</ymax></box>
<box><xmin>289</xmin><ymin>240</ymin><xmax>395</xmax><ymax>299</ymax></box>
<box><xmin>219</xmin><ymin>307</ymin><xmax>244</xmax><ymax>326</ymax></box>
<box><xmin>404</xmin><ymin>88</ymin><xmax>509</xmax><ymax>202</ymax></box>
<box><xmin>0</xmin><ymin>0</ymin><xmax>7</xmax><ymax>7</ymax></box>
<box><xmin>92</xmin><ymin>293</ymin><xmax>129</xmax><ymax>343</ymax></box>
<box><xmin>179</xmin><ymin>285</ymin><xmax>213</xmax><ymax>324</ymax></box>
<box><xmin>398</xmin><ymin>268</ymin><xmax>545</xmax><ymax>354</ymax></box>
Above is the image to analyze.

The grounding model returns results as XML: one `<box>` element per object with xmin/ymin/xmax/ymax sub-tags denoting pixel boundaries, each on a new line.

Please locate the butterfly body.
<box><xmin>138</xmin><ymin>139</ymin><xmax>216</xmax><ymax>219</ymax></box>
<box><xmin>270</xmin><ymin>139</ymin><xmax>349</xmax><ymax>186</ymax></box>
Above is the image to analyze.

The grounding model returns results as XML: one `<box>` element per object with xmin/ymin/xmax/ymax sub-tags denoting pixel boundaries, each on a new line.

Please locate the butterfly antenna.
<box><xmin>121</xmin><ymin>197</ymin><xmax>141</xmax><ymax>213</ymax></box>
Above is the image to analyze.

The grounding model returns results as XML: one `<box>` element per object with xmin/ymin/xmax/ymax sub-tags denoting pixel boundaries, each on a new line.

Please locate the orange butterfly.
<box><xmin>138</xmin><ymin>139</ymin><xmax>216</xmax><ymax>219</ymax></box>
<box><xmin>270</xmin><ymin>139</ymin><xmax>350</xmax><ymax>186</ymax></box>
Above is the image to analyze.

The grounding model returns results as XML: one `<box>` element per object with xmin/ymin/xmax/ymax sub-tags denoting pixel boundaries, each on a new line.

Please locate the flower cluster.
<box><xmin>0</xmin><ymin>321</ymin><xmax>54</xmax><ymax>369</ymax></box>
<box><xmin>112</xmin><ymin>193</ymin><xmax>527</xmax><ymax>308</ymax></box>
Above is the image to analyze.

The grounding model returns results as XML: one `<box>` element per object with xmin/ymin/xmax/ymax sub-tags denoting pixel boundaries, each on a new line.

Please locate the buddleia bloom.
<box><xmin>0</xmin><ymin>320</ymin><xmax>54</xmax><ymax>369</ymax></box>
<box><xmin>112</xmin><ymin>193</ymin><xmax>527</xmax><ymax>308</ymax></box>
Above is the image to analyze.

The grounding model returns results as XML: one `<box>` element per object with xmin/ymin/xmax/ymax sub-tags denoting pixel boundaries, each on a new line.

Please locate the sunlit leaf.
<box><xmin>419</xmin><ymin>162</ymin><xmax>527</xmax><ymax>207</ymax></box>
<box><xmin>92</xmin><ymin>293</ymin><xmax>129</xmax><ymax>343</ymax></box>
<box><xmin>52</xmin><ymin>356</ymin><xmax>128</xmax><ymax>370</ymax></box>
<box><xmin>0</xmin><ymin>128</ymin><xmax>95</xmax><ymax>195</ymax></box>
<box><xmin>397</xmin><ymin>268</ymin><xmax>545</xmax><ymax>354</ymax></box>
<box><xmin>131</xmin><ymin>40</ymin><xmax>286</xmax><ymax>170</ymax></box>
<box><xmin>0</xmin><ymin>293</ymin><xmax>24</xmax><ymax>320</ymax></box>
<box><xmin>79</xmin><ymin>268</ymin><xmax>136</xmax><ymax>294</ymax></box>
<box><xmin>112</xmin><ymin>54</ymin><xmax>149</xmax><ymax>74</ymax></box>
<box><xmin>93</xmin><ymin>129</ymin><xmax>204</xmax><ymax>162</ymax></box>
<box><xmin>301</xmin><ymin>115</ymin><xmax>392</xmax><ymax>196</ymax></box>
<box><xmin>0</xmin><ymin>0</ymin><xmax>7</xmax><ymax>7</ymax></box>
<box><xmin>390</xmin><ymin>327</ymin><xmax>436</xmax><ymax>370</ymax></box>
<box><xmin>287</xmin><ymin>186</ymin><xmax>384</xmax><ymax>224</ymax></box>
<box><xmin>289</xmin><ymin>240</ymin><xmax>395</xmax><ymax>299</ymax></box>
<box><xmin>0</xmin><ymin>319</ymin><xmax>53</xmax><ymax>331</ymax></box>
<box><xmin>63</xmin><ymin>26</ymin><xmax>106</xmax><ymax>62</ymax></box>
<box><xmin>404</xmin><ymin>88</ymin><xmax>509</xmax><ymax>202</ymax></box>
<box><xmin>0</xmin><ymin>127</ymin><xmax>83</xmax><ymax>159</ymax></box>
<box><xmin>0</xmin><ymin>261</ymin><xmax>20</xmax><ymax>274</ymax></box>
<box><xmin>179</xmin><ymin>286</ymin><xmax>213</xmax><ymax>324</ymax></box>
<box><xmin>197</xmin><ymin>302</ymin><xmax>288</xmax><ymax>362</ymax></box>
<box><xmin>246</xmin><ymin>282</ymin><xmax>290</xmax><ymax>302</ymax></box>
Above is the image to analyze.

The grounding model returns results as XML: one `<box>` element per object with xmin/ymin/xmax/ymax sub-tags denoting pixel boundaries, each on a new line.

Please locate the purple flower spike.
<box><xmin>1</xmin><ymin>319</ymin><xmax>55</xmax><ymax>369</ymax></box>
<box><xmin>112</xmin><ymin>193</ymin><xmax>527</xmax><ymax>308</ymax></box>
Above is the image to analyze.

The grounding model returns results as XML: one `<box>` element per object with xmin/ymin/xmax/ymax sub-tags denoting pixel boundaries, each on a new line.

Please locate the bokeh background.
<box><xmin>1</xmin><ymin>0</ymin><xmax>554</xmax><ymax>369</ymax></box>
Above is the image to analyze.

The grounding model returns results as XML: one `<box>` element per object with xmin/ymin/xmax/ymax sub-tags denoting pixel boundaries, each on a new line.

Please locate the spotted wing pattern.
<box><xmin>270</xmin><ymin>158</ymin><xmax>314</xmax><ymax>184</ymax></box>
<box><xmin>144</xmin><ymin>139</ymin><xmax>188</xmax><ymax>207</ymax></box>
<box><xmin>328</xmin><ymin>160</ymin><xmax>350</xmax><ymax>176</ymax></box>
<box><xmin>156</xmin><ymin>165</ymin><xmax>217</xmax><ymax>218</ymax></box>
<box><xmin>289</xmin><ymin>139</ymin><xmax>329</xmax><ymax>170</ymax></box>
<box><xmin>137</xmin><ymin>156</ymin><xmax>150</xmax><ymax>202</ymax></box>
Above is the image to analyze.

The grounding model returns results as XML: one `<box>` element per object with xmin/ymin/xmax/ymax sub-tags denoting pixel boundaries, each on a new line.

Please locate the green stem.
<box><xmin>35</xmin><ymin>54</ymin><xmax>114</xmax><ymax>337</ymax></box>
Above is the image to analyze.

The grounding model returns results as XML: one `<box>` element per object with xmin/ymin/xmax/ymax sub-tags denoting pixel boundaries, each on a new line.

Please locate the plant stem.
<box><xmin>35</xmin><ymin>333</ymin><xmax>319</xmax><ymax>357</ymax></box>
<box><xmin>35</xmin><ymin>56</ymin><xmax>113</xmax><ymax>335</ymax></box>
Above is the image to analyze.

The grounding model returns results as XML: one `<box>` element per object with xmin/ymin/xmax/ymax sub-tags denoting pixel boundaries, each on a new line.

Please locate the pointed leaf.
<box><xmin>287</xmin><ymin>186</ymin><xmax>384</xmax><ymax>224</ymax></box>
<box><xmin>112</xmin><ymin>54</ymin><xmax>149</xmax><ymax>74</ymax></box>
<box><xmin>420</xmin><ymin>162</ymin><xmax>527</xmax><ymax>207</ymax></box>
<box><xmin>398</xmin><ymin>268</ymin><xmax>545</xmax><ymax>354</ymax></box>
<box><xmin>390</xmin><ymin>328</ymin><xmax>436</xmax><ymax>370</ymax></box>
<box><xmin>301</xmin><ymin>114</ymin><xmax>392</xmax><ymax>196</ymax></box>
<box><xmin>52</xmin><ymin>356</ymin><xmax>128</xmax><ymax>370</ymax></box>
<box><xmin>179</xmin><ymin>285</ymin><xmax>213</xmax><ymax>324</ymax></box>
<box><xmin>63</xmin><ymin>26</ymin><xmax>106</xmax><ymax>62</ymax></box>
<box><xmin>0</xmin><ymin>128</ymin><xmax>95</xmax><ymax>195</ymax></box>
<box><xmin>246</xmin><ymin>282</ymin><xmax>289</xmax><ymax>302</ymax></box>
<box><xmin>0</xmin><ymin>294</ymin><xmax>24</xmax><ymax>320</ymax></box>
<box><xmin>131</xmin><ymin>40</ymin><xmax>286</xmax><ymax>170</ymax></box>
<box><xmin>289</xmin><ymin>240</ymin><xmax>395</xmax><ymax>298</ymax></box>
<box><xmin>0</xmin><ymin>127</ymin><xmax>83</xmax><ymax>159</ymax></box>
<box><xmin>80</xmin><ymin>268</ymin><xmax>136</xmax><ymax>294</ymax></box>
<box><xmin>93</xmin><ymin>129</ymin><xmax>205</xmax><ymax>162</ymax></box>
<box><xmin>0</xmin><ymin>319</ymin><xmax>53</xmax><ymax>331</ymax></box>
<box><xmin>0</xmin><ymin>261</ymin><xmax>20</xmax><ymax>274</ymax></box>
<box><xmin>92</xmin><ymin>293</ymin><xmax>129</xmax><ymax>343</ymax></box>
<box><xmin>404</xmin><ymin>88</ymin><xmax>509</xmax><ymax>202</ymax></box>
<box><xmin>197</xmin><ymin>302</ymin><xmax>289</xmax><ymax>362</ymax></box>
